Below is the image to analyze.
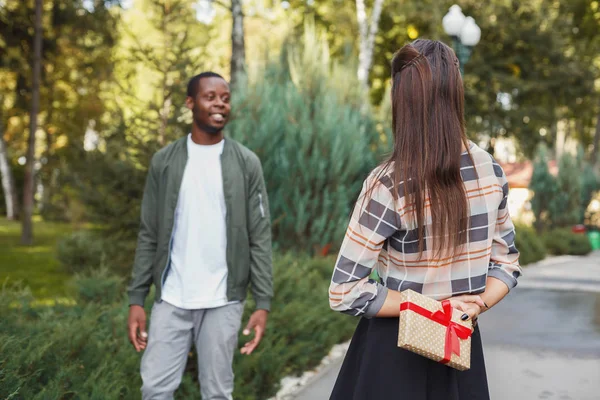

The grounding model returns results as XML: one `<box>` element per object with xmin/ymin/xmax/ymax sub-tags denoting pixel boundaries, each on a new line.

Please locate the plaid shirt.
<box><xmin>329</xmin><ymin>142</ymin><xmax>522</xmax><ymax>317</ymax></box>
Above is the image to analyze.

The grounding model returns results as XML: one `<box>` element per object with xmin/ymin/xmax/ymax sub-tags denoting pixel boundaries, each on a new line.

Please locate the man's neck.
<box><xmin>190</xmin><ymin>126</ymin><xmax>224</xmax><ymax>145</ymax></box>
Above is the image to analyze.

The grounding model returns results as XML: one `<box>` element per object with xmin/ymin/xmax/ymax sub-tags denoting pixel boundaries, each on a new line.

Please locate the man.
<box><xmin>127</xmin><ymin>71</ymin><xmax>273</xmax><ymax>400</ymax></box>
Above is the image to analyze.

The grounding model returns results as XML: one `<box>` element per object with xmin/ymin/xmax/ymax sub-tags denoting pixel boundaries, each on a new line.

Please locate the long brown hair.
<box><xmin>373</xmin><ymin>39</ymin><xmax>472</xmax><ymax>259</ymax></box>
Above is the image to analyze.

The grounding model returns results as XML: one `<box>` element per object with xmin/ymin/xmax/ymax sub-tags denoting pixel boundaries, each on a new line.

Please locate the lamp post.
<box><xmin>442</xmin><ymin>5</ymin><xmax>481</xmax><ymax>76</ymax></box>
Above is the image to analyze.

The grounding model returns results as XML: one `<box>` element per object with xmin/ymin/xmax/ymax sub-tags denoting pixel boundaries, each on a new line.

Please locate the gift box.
<box><xmin>397</xmin><ymin>289</ymin><xmax>473</xmax><ymax>371</ymax></box>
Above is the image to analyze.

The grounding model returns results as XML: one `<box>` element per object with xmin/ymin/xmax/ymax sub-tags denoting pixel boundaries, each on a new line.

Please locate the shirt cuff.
<box><xmin>488</xmin><ymin>268</ymin><xmax>518</xmax><ymax>291</ymax></box>
<box><xmin>363</xmin><ymin>284</ymin><xmax>389</xmax><ymax>318</ymax></box>
<box><xmin>128</xmin><ymin>290</ymin><xmax>148</xmax><ymax>307</ymax></box>
<box><xmin>255</xmin><ymin>297</ymin><xmax>271</xmax><ymax>312</ymax></box>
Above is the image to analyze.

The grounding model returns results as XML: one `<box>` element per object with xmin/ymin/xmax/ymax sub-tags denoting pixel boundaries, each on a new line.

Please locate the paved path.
<box><xmin>516</xmin><ymin>252</ymin><xmax>600</xmax><ymax>293</ymax></box>
<box><xmin>292</xmin><ymin>252</ymin><xmax>600</xmax><ymax>400</ymax></box>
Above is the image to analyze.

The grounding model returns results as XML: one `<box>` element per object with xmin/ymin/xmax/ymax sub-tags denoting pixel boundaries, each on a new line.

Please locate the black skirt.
<box><xmin>330</xmin><ymin>317</ymin><xmax>490</xmax><ymax>400</ymax></box>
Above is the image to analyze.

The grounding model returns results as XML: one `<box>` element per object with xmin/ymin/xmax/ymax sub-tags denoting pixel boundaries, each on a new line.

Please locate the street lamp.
<box><xmin>442</xmin><ymin>5</ymin><xmax>481</xmax><ymax>76</ymax></box>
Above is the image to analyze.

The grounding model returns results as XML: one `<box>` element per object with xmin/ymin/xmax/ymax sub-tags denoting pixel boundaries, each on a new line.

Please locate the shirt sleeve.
<box><xmin>488</xmin><ymin>165</ymin><xmax>522</xmax><ymax>290</ymax></box>
<box><xmin>128</xmin><ymin>155</ymin><xmax>159</xmax><ymax>306</ymax></box>
<box><xmin>329</xmin><ymin>173</ymin><xmax>400</xmax><ymax>318</ymax></box>
<box><xmin>247</xmin><ymin>156</ymin><xmax>273</xmax><ymax>311</ymax></box>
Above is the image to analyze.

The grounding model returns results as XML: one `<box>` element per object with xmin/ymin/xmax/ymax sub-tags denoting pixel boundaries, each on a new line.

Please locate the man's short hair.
<box><xmin>187</xmin><ymin>72</ymin><xmax>227</xmax><ymax>99</ymax></box>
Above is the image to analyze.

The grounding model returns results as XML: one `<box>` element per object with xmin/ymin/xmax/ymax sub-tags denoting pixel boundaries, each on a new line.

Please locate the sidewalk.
<box><xmin>293</xmin><ymin>345</ymin><xmax>600</xmax><ymax>400</ymax></box>
<box><xmin>516</xmin><ymin>251</ymin><xmax>600</xmax><ymax>292</ymax></box>
<box><xmin>288</xmin><ymin>252</ymin><xmax>600</xmax><ymax>400</ymax></box>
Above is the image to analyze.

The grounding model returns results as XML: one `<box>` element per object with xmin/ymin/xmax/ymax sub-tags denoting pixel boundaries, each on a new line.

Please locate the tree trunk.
<box><xmin>21</xmin><ymin>0</ymin><xmax>43</xmax><ymax>245</ymax></box>
<box><xmin>230</xmin><ymin>0</ymin><xmax>246</xmax><ymax>89</ymax></box>
<box><xmin>158</xmin><ymin>94</ymin><xmax>171</xmax><ymax>146</ymax></box>
<box><xmin>592</xmin><ymin>108</ymin><xmax>600</xmax><ymax>167</ymax></box>
<box><xmin>158</xmin><ymin>0</ymin><xmax>169</xmax><ymax>146</ymax></box>
<box><xmin>0</xmin><ymin>113</ymin><xmax>19</xmax><ymax>220</ymax></box>
<box><xmin>356</xmin><ymin>0</ymin><xmax>385</xmax><ymax>89</ymax></box>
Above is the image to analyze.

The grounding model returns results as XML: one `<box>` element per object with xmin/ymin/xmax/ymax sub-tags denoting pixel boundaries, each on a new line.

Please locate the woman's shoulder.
<box><xmin>366</xmin><ymin>163</ymin><xmax>395</xmax><ymax>190</ymax></box>
<box><xmin>467</xmin><ymin>142</ymin><xmax>505</xmax><ymax>174</ymax></box>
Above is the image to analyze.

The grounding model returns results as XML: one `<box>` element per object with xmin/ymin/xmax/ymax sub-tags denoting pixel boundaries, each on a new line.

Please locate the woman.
<box><xmin>328</xmin><ymin>39</ymin><xmax>521</xmax><ymax>400</ymax></box>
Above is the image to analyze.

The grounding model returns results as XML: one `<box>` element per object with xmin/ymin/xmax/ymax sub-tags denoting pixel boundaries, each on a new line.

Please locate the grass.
<box><xmin>0</xmin><ymin>217</ymin><xmax>74</xmax><ymax>297</ymax></box>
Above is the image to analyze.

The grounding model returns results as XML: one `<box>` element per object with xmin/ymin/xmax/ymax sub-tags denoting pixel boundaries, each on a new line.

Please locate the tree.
<box><xmin>355</xmin><ymin>0</ymin><xmax>385</xmax><ymax>90</ymax></box>
<box><xmin>549</xmin><ymin>152</ymin><xmax>582</xmax><ymax>228</ymax></box>
<box><xmin>529</xmin><ymin>144</ymin><xmax>557</xmax><ymax>232</ymax></box>
<box><xmin>0</xmin><ymin>0</ymin><xmax>119</xmax><ymax>223</ymax></box>
<box><xmin>593</xmin><ymin>101</ymin><xmax>600</xmax><ymax>167</ymax></box>
<box><xmin>228</xmin><ymin>24</ymin><xmax>383</xmax><ymax>253</ymax></box>
<box><xmin>21</xmin><ymin>0</ymin><xmax>43</xmax><ymax>245</ymax></box>
<box><xmin>578</xmin><ymin>149</ymin><xmax>600</xmax><ymax>224</ymax></box>
<box><xmin>0</xmin><ymin>109</ymin><xmax>18</xmax><ymax>220</ymax></box>
<box><xmin>113</xmin><ymin>0</ymin><xmax>212</xmax><ymax>146</ymax></box>
<box><xmin>230</xmin><ymin>0</ymin><xmax>245</xmax><ymax>88</ymax></box>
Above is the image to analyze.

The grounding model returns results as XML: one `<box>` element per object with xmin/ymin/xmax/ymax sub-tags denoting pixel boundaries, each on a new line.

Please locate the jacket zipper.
<box><xmin>258</xmin><ymin>193</ymin><xmax>265</xmax><ymax>218</ymax></box>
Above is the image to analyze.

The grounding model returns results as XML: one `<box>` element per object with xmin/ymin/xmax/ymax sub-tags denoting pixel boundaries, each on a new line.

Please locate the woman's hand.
<box><xmin>448</xmin><ymin>294</ymin><xmax>487</xmax><ymax>322</ymax></box>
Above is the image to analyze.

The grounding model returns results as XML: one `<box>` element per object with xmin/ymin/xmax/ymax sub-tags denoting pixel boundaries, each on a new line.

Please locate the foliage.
<box><xmin>542</xmin><ymin>228</ymin><xmax>593</xmax><ymax>256</ymax></box>
<box><xmin>71</xmin><ymin>267</ymin><xmax>124</xmax><ymax>304</ymax></box>
<box><xmin>56</xmin><ymin>231</ymin><xmax>106</xmax><ymax>275</ymax></box>
<box><xmin>229</xmin><ymin>25</ymin><xmax>383</xmax><ymax>253</ymax></box>
<box><xmin>112</xmin><ymin>0</ymin><xmax>217</xmax><ymax>146</ymax></box>
<box><xmin>514</xmin><ymin>223</ymin><xmax>546</xmax><ymax>266</ymax></box>
<box><xmin>0</xmin><ymin>218</ymin><xmax>72</xmax><ymax>297</ymax></box>
<box><xmin>73</xmin><ymin>23</ymin><xmax>384</xmax><ymax>255</ymax></box>
<box><xmin>579</xmin><ymin>161</ymin><xmax>600</xmax><ymax>225</ymax></box>
<box><xmin>232</xmin><ymin>253</ymin><xmax>356</xmax><ymax>399</ymax></box>
<box><xmin>0</xmin><ymin>253</ymin><xmax>356</xmax><ymax>400</ymax></box>
<box><xmin>529</xmin><ymin>144</ymin><xmax>557</xmax><ymax>232</ymax></box>
<box><xmin>318</xmin><ymin>0</ymin><xmax>600</xmax><ymax>158</ymax></box>
<box><xmin>71</xmin><ymin>140</ymin><xmax>152</xmax><ymax>240</ymax></box>
<box><xmin>0</xmin><ymin>282</ymin><xmax>142</xmax><ymax>400</ymax></box>
<box><xmin>548</xmin><ymin>152</ymin><xmax>582</xmax><ymax>228</ymax></box>
<box><xmin>0</xmin><ymin>0</ymin><xmax>120</xmax><ymax>221</ymax></box>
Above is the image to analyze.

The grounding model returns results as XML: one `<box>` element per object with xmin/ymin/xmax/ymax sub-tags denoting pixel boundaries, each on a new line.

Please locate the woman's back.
<box><xmin>329</xmin><ymin>141</ymin><xmax>520</xmax><ymax>315</ymax></box>
<box><xmin>328</xmin><ymin>38</ymin><xmax>520</xmax><ymax>400</ymax></box>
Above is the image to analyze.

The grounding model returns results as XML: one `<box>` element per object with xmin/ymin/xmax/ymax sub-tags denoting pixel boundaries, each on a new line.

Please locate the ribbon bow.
<box><xmin>400</xmin><ymin>299</ymin><xmax>472</xmax><ymax>364</ymax></box>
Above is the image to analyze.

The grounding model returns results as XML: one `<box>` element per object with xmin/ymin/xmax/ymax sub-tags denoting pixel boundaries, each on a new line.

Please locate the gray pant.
<box><xmin>140</xmin><ymin>301</ymin><xmax>245</xmax><ymax>400</ymax></box>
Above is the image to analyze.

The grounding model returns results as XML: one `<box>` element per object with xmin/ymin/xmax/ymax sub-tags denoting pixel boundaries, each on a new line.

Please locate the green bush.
<box><xmin>514</xmin><ymin>223</ymin><xmax>547</xmax><ymax>265</ymax></box>
<box><xmin>0</xmin><ymin>283</ymin><xmax>141</xmax><ymax>399</ymax></box>
<box><xmin>529</xmin><ymin>144</ymin><xmax>557</xmax><ymax>232</ymax></box>
<box><xmin>548</xmin><ymin>153</ymin><xmax>582</xmax><ymax>228</ymax></box>
<box><xmin>0</xmin><ymin>253</ymin><xmax>356</xmax><ymax>400</ymax></box>
<box><xmin>56</xmin><ymin>229</ymin><xmax>137</xmax><ymax>277</ymax></box>
<box><xmin>71</xmin><ymin>268</ymin><xmax>124</xmax><ymax>304</ymax></box>
<box><xmin>231</xmin><ymin>253</ymin><xmax>356</xmax><ymax>399</ymax></box>
<box><xmin>542</xmin><ymin>228</ymin><xmax>593</xmax><ymax>256</ymax></box>
<box><xmin>56</xmin><ymin>231</ymin><xmax>106</xmax><ymax>274</ymax></box>
<box><xmin>229</xmin><ymin>26</ymin><xmax>382</xmax><ymax>254</ymax></box>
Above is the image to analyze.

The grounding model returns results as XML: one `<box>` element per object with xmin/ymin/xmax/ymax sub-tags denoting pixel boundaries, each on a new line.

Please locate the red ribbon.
<box><xmin>399</xmin><ymin>299</ymin><xmax>472</xmax><ymax>364</ymax></box>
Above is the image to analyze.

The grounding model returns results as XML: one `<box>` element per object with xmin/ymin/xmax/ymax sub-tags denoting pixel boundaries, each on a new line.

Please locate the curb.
<box><xmin>269</xmin><ymin>341</ymin><xmax>350</xmax><ymax>400</ymax></box>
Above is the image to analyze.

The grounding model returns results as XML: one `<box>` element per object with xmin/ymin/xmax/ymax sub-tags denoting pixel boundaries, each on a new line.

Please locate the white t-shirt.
<box><xmin>161</xmin><ymin>135</ymin><xmax>235</xmax><ymax>309</ymax></box>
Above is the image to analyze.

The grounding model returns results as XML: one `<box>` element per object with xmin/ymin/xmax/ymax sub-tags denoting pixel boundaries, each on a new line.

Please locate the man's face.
<box><xmin>186</xmin><ymin>77</ymin><xmax>231</xmax><ymax>134</ymax></box>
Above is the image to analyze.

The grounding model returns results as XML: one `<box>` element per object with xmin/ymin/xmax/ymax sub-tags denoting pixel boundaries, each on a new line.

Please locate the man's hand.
<box><xmin>240</xmin><ymin>309</ymin><xmax>268</xmax><ymax>355</ymax></box>
<box><xmin>128</xmin><ymin>305</ymin><xmax>148</xmax><ymax>352</ymax></box>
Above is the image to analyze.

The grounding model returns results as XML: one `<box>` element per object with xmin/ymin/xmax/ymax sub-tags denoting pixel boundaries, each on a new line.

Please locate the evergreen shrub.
<box><xmin>0</xmin><ymin>253</ymin><xmax>355</xmax><ymax>400</ymax></box>
<box><xmin>548</xmin><ymin>153</ymin><xmax>582</xmax><ymax>228</ymax></box>
<box><xmin>229</xmin><ymin>27</ymin><xmax>383</xmax><ymax>253</ymax></box>
<box><xmin>529</xmin><ymin>144</ymin><xmax>557</xmax><ymax>232</ymax></box>
<box><xmin>56</xmin><ymin>231</ymin><xmax>106</xmax><ymax>274</ymax></box>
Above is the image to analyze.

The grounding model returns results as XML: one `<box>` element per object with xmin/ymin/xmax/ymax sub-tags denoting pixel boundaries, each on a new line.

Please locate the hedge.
<box><xmin>541</xmin><ymin>228</ymin><xmax>593</xmax><ymax>256</ymax></box>
<box><xmin>0</xmin><ymin>253</ymin><xmax>356</xmax><ymax>400</ymax></box>
<box><xmin>514</xmin><ymin>223</ymin><xmax>547</xmax><ymax>266</ymax></box>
